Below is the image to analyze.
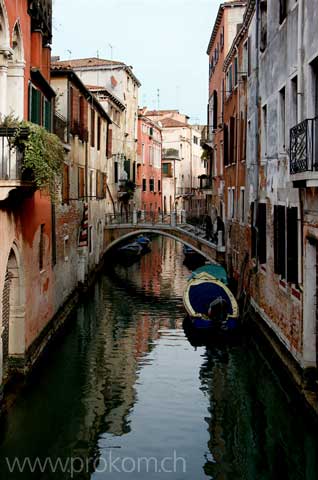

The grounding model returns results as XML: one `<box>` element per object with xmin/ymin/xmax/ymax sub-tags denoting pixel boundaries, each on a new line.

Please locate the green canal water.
<box><xmin>0</xmin><ymin>237</ymin><xmax>317</xmax><ymax>479</ymax></box>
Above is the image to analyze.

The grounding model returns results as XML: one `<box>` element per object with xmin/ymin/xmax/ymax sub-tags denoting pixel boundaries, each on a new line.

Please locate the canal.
<box><xmin>0</xmin><ymin>237</ymin><xmax>317</xmax><ymax>479</ymax></box>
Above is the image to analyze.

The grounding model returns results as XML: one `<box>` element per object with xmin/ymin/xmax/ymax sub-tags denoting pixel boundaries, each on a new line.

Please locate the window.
<box><xmin>78</xmin><ymin>167</ymin><xmax>85</xmax><ymax>199</ymax></box>
<box><xmin>251</xmin><ymin>202</ymin><xmax>267</xmax><ymax>264</ymax></box>
<box><xmin>91</xmin><ymin>109</ymin><xmax>95</xmax><ymax>148</ymax></box>
<box><xmin>291</xmin><ymin>76</ymin><xmax>298</xmax><ymax>127</ymax></box>
<box><xmin>97</xmin><ymin>116</ymin><xmax>101</xmax><ymax>151</ymax></box>
<box><xmin>262</xmin><ymin>105</ymin><xmax>268</xmax><ymax>158</ymax></box>
<box><xmin>220</xmin><ymin>26</ymin><xmax>224</xmax><ymax>49</ymax></box>
<box><xmin>193</xmin><ymin>136</ymin><xmax>198</xmax><ymax>145</ymax></box>
<box><xmin>274</xmin><ymin>205</ymin><xmax>286</xmax><ymax>277</ymax></box>
<box><xmin>142</xmin><ymin>178</ymin><xmax>146</xmax><ymax>192</ymax></box>
<box><xmin>43</xmin><ymin>98</ymin><xmax>52</xmax><ymax>131</ymax></box>
<box><xmin>162</xmin><ymin>163</ymin><xmax>171</xmax><ymax>176</ymax></box>
<box><xmin>64</xmin><ymin>235</ymin><xmax>69</xmax><ymax>262</ymax></box>
<box><xmin>149</xmin><ymin>146</ymin><xmax>153</xmax><ymax>165</ymax></box>
<box><xmin>240</xmin><ymin>187</ymin><xmax>245</xmax><ymax>223</ymax></box>
<box><xmin>279</xmin><ymin>87</ymin><xmax>286</xmax><ymax>151</ymax></box>
<box><xmin>274</xmin><ymin>205</ymin><xmax>299</xmax><ymax>283</ymax></box>
<box><xmin>226</xmin><ymin>66</ymin><xmax>233</xmax><ymax>97</ymax></box>
<box><xmin>279</xmin><ymin>0</ymin><xmax>287</xmax><ymax>24</ymax></box>
<box><xmin>149</xmin><ymin>178</ymin><xmax>154</xmax><ymax>192</ymax></box>
<box><xmin>227</xmin><ymin>188</ymin><xmax>235</xmax><ymax>219</ymax></box>
<box><xmin>142</xmin><ymin>143</ymin><xmax>145</xmax><ymax>164</ymax></box>
<box><xmin>124</xmin><ymin>159</ymin><xmax>131</xmax><ymax>180</ymax></box>
<box><xmin>223</xmin><ymin>124</ymin><xmax>229</xmax><ymax>166</ymax></box>
<box><xmin>213</xmin><ymin>90</ymin><xmax>218</xmax><ymax>130</ymax></box>
<box><xmin>234</xmin><ymin>57</ymin><xmax>238</xmax><ymax>86</ymax></box>
<box><xmin>260</xmin><ymin>0</ymin><xmax>267</xmax><ymax>52</ymax></box>
<box><xmin>107</xmin><ymin>128</ymin><xmax>112</xmax><ymax>157</ymax></box>
<box><xmin>39</xmin><ymin>224</ymin><xmax>45</xmax><ymax>271</ymax></box>
<box><xmin>243</xmin><ymin>40</ymin><xmax>248</xmax><ymax>76</ymax></box>
<box><xmin>240</xmin><ymin>112</ymin><xmax>247</xmax><ymax>161</ymax></box>
<box><xmin>229</xmin><ymin>116</ymin><xmax>236</xmax><ymax>164</ymax></box>
<box><xmin>114</xmin><ymin>161</ymin><xmax>118</xmax><ymax>183</ymax></box>
<box><xmin>133</xmin><ymin>161</ymin><xmax>136</xmax><ymax>183</ymax></box>
<box><xmin>96</xmin><ymin>170</ymin><xmax>104</xmax><ymax>199</ymax></box>
<box><xmin>158</xmin><ymin>179</ymin><xmax>161</xmax><ymax>192</ymax></box>
<box><xmin>62</xmin><ymin>164</ymin><xmax>70</xmax><ymax>204</ymax></box>
<box><xmin>30</xmin><ymin>85</ymin><xmax>41</xmax><ymax>125</ymax></box>
<box><xmin>89</xmin><ymin>170</ymin><xmax>94</xmax><ymax>197</ymax></box>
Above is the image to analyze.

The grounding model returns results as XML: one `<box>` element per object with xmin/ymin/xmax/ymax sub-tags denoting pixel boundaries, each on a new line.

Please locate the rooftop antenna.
<box><xmin>157</xmin><ymin>89</ymin><xmax>160</xmax><ymax>111</ymax></box>
<box><xmin>108</xmin><ymin>43</ymin><xmax>114</xmax><ymax>62</ymax></box>
<box><xmin>97</xmin><ymin>50</ymin><xmax>99</xmax><ymax>58</ymax></box>
<box><xmin>67</xmin><ymin>49</ymin><xmax>72</xmax><ymax>59</ymax></box>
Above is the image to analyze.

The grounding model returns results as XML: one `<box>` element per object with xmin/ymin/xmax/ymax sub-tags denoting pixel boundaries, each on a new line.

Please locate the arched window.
<box><xmin>7</xmin><ymin>22</ymin><xmax>24</xmax><ymax>118</ymax></box>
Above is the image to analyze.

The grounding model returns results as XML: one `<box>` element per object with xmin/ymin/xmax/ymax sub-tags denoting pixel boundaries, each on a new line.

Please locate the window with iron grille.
<box><xmin>142</xmin><ymin>178</ymin><xmax>146</xmax><ymax>192</ymax></box>
<box><xmin>149</xmin><ymin>178</ymin><xmax>154</xmax><ymax>192</ymax></box>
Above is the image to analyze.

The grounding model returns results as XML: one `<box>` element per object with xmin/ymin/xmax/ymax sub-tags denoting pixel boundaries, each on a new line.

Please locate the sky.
<box><xmin>52</xmin><ymin>0</ymin><xmax>220</xmax><ymax>125</ymax></box>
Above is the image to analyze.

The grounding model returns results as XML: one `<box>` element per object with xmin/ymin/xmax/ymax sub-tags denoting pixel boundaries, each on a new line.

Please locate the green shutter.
<box><xmin>44</xmin><ymin>99</ymin><xmax>52</xmax><ymax>131</ymax></box>
<box><xmin>31</xmin><ymin>87</ymin><xmax>41</xmax><ymax>125</ymax></box>
<box><xmin>124</xmin><ymin>159</ymin><xmax>131</xmax><ymax>180</ymax></box>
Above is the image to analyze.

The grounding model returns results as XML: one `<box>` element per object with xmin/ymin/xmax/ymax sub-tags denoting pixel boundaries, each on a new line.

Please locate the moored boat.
<box><xmin>183</xmin><ymin>272</ymin><xmax>239</xmax><ymax>332</ymax></box>
<box><xmin>118</xmin><ymin>241</ymin><xmax>143</xmax><ymax>258</ymax></box>
<box><xmin>135</xmin><ymin>235</ymin><xmax>151</xmax><ymax>252</ymax></box>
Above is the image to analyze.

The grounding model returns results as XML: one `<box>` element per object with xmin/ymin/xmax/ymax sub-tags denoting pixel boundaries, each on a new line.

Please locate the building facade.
<box><xmin>137</xmin><ymin>110</ymin><xmax>162</xmax><ymax>215</ymax></box>
<box><xmin>0</xmin><ymin>0</ymin><xmax>55</xmax><ymax>387</ymax></box>
<box><xmin>52</xmin><ymin>57</ymin><xmax>141</xmax><ymax>211</ymax></box>
<box><xmin>50</xmin><ymin>68</ymin><xmax>111</xmax><ymax>310</ymax></box>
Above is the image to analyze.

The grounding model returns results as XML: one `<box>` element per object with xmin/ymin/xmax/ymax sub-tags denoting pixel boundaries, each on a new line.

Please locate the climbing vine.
<box><xmin>1</xmin><ymin>115</ymin><xmax>64</xmax><ymax>201</ymax></box>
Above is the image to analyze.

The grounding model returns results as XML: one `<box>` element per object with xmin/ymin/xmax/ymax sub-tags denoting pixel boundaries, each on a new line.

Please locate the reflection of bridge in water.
<box><xmin>104</xmin><ymin>212</ymin><xmax>225</xmax><ymax>264</ymax></box>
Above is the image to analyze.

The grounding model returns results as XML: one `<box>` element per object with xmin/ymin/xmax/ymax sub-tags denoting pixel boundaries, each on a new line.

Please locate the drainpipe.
<box><xmin>235</xmin><ymin>45</ymin><xmax>240</xmax><ymax>218</ymax></box>
<box><xmin>297</xmin><ymin>0</ymin><xmax>304</xmax><ymax>286</ymax></box>
<box><xmin>297</xmin><ymin>0</ymin><xmax>304</xmax><ymax>123</ymax></box>
<box><xmin>253</xmin><ymin>0</ymin><xmax>260</xmax><ymax>272</ymax></box>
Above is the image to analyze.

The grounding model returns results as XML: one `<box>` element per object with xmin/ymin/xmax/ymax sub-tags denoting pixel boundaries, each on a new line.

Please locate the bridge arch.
<box><xmin>104</xmin><ymin>228</ymin><xmax>219</xmax><ymax>264</ymax></box>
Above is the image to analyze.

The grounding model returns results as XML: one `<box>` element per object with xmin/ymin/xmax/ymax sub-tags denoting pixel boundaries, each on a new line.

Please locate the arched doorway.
<box><xmin>1</xmin><ymin>247</ymin><xmax>25</xmax><ymax>382</ymax></box>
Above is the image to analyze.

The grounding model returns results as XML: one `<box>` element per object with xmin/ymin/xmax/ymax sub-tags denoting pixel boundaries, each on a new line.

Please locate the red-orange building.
<box><xmin>137</xmin><ymin>110</ymin><xmax>162</xmax><ymax>215</ymax></box>
<box><xmin>0</xmin><ymin>0</ymin><xmax>55</xmax><ymax>389</ymax></box>
<box><xmin>204</xmin><ymin>1</ymin><xmax>246</xmax><ymax>223</ymax></box>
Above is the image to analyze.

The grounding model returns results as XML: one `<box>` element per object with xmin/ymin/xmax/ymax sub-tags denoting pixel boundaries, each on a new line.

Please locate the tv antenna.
<box><xmin>67</xmin><ymin>49</ymin><xmax>72</xmax><ymax>59</ymax></box>
<box><xmin>157</xmin><ymin>89</ymin><xmax>160</xmax><ymax>110</ymax></box>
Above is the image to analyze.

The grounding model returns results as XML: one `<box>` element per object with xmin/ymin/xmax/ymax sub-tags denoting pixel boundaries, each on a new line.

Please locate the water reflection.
<box><xmin>0</xmin><ymin>238</ymin><xmax>316</xmax><ymax>480</ymax></box>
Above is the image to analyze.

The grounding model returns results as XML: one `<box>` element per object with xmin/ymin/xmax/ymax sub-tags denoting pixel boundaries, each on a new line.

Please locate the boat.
<box><xmin>183</xmin><ymin>272</ymin><xmax>239</xmax><ymax>331</ymax></box>
<box><xmin>117</xmin><ymin>241</ymin><xmax>142</xmax><ymax>258</ymax></box>
<box><xmin>189</xmin><ymin>263</ymin><xmax>228</xmax><ymax>285</ymax></box>
<box><xmin>135</xmin><ymin>235</ymin><xmax>151</xmax><ymax>252</ymax></box>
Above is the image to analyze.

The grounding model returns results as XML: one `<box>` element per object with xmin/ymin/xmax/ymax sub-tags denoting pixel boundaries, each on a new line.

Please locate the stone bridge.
<box><xmin>103</xmin><ymin>212</ymin><xmax>225</xmax><ymax>264</ymax></box>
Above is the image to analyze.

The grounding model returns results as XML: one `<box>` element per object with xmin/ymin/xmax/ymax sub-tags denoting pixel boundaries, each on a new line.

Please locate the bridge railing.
<box><xmin>105</xmin><ymin>210</ymin><xmax>187</xmax><ymax>227</ymax></box>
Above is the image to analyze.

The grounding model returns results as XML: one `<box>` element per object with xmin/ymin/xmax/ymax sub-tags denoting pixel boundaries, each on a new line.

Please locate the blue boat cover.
<box><xmin>188</xmin><ymin>281</ymin><xmax>234</xmax><ymax>316</ymax></box>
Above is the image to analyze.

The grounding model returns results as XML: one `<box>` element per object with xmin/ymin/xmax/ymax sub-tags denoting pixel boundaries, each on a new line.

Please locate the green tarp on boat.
<box><xmin>190</xmin><ymin>264</ymin><xmax>228</xmax><ymax>285</ymax></box>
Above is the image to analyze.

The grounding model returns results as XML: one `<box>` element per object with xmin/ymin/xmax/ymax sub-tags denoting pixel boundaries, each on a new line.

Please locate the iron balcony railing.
<box><xmin>290</xmin><ymin>116</ymin><xmax>318</xmax><ymax>174</ymax></box>
<box><xmin>0</xmin><ymin>128</ymin><xmax>28</xmax><ymax>181</ymax></box>
<box><xmin>176</xmin><ymin>187</ymin><xmax>194</xmax><ymax>196</ymax></box>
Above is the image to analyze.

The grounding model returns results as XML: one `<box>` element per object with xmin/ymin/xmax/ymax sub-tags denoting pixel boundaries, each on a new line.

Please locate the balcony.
<box><xmin>176</xmin><ymin>187</ymin><xmax>194</xmax><ymax>197</ymax></box>
<box><xmin>162</xmin><ymin>148</ymin><xmax>180</xmax><ymax>160</ymax></box>
<box><xmin>290</xmin><ymin>117</ymin><xmax>318</xmax><ymax>187</ymax></box>
<box><xmin>0</xmin><ymin>128</ymin><xmax>34</xmax><ymax>201</ymax></box>
<box><xmin>53</xmin><ymin>113</ymin><xmax>68</xmax><ymax>144</ymax></box>
<box><xmin>201</xmin><ymin>126</ymin><xmax>215</xmax><ymax>148</ymax></box>
<box><xmin>198</xmin><ymin>175</ymin><xmax>213</xmax><ymax>194</ymax></box>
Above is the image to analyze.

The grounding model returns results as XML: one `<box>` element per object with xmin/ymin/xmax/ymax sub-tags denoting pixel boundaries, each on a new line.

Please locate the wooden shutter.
<box><xmin>258</xmin><ymin>203</ymin><xmax>267</xmax><ymax>264</ymax></box>
<box><xmin>287</xmin><ymin>207</ymin><xmax>298</xmax><ymax>283</ymax></box>
<box><xmin>251</xmin><ymin>202</ymin><xmax>256</xmax><ymax>258</ymax></box>
<box><xmin>78</xmin><ymin>167</ymin><xmax>85</xmax><ymax>198</ymax></box>
<box><xmin>230</xmin><ymin>116</ymin><xmax>235</xmax><ymax>164</ymax></box>
<box><xmin>274</xmin><ymin>205</ymin><xmax>286</xmax><ymax>276</ymax></box>
<box><xmin>114</xmin><ymin>162</ymin><xmax>118</xmax><ymax>183</ymax></box>
<box><xmin>224</xmin><ymin>124</ymin><xmax>229</xmax><ymax>166</ymax></box>
<box><xmin>62</xmin><ymin>164</ymin><xmax>70</xmax><ymax>203</ymax></box>
<box><xmin>31</xmin><ymin>86</ymin><xmax>41</xmax><ymax>125</ymax></box>
<box><xmin>91</xmin><ymin>109</ymin><xmax>95</xmax><ymax>147</ymax></box>
<box><xmin>107</xmin><ymin>128</ymin><xmax>113</xmax><ymax>158</ymax></box>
